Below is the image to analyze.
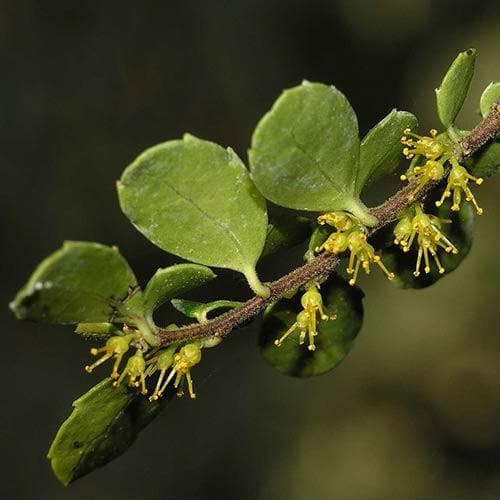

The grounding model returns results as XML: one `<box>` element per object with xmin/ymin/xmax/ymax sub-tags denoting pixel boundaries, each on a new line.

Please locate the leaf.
<box><xmin>262</xmin><ymin>210</ymin><xmax>311</xmax><ymax>257</ymax></box>
<box><xmin>142</xmin><ymin>264</ymin><xmax>216</xmax><ymax>315</ymax></box>
<box><xmin>259</xmin><ymin>275</ymin><xmax>364</xmax><ymax>377</ymax></box>
<box><xmin>47</xmin><ymin>379</ymin><xmax>169</xmax><ymax>485</ymax></box>
<box><xmin>380</xmin><ymin>201</ymin><xmax>475</xmax><ymax>289</ymax></box>
<box><xmin>356</xmin><ymin>109</ymin><xmax>418</xmax><ymax>192</ymax></box>
<box><xmin>10</xmin><ymin>242</ymin><xmax>137</xmax><ymax>324</ymax></box>
<box><xmin>480</xmin><ymin>82</ymin><xmax>500</xmax><ymax>118</ymax></box>
<box><xmin>436</xmin><ymin>49</ymin><xmax>476</xmax><ymax>128</ymax></box>
<box><xmin>469</xmin><ymin>141</ymin><xmax>500</xmax><ymax>178</ymax></box>
<box><xmin>249</xmin><ymin>81</ymin><xmax>376</xmax><ymax>226</ymax></box>
<box><xmin>117</xmin><ymin>135</ymin><xmax>268</xmax><ymax>295</ymax></box>
<box><xmin>171</xmin><ymin>298</ymin><xmax>242</xmax><ymax>323</ymax></box>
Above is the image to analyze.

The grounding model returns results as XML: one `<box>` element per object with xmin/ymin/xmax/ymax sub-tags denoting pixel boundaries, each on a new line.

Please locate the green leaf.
<box><xmin>47</xmin><ymin>379</ymin><xmax>169</xmax><ymax>485</ymax></box>
<box><xmin>74</xmin><ymin>322</ymin><xmax>122</xmax><ymax>339</ymax></box>
<box><xmin>469</xmin><ymin>141</ymin><xmax>500</xmax><ymax>178</ymax></box>
<box><xmin>259</xmin><ymin>275</ymin><xmax>364</xmax><ymax>377</ymax></box>
<box><xmin>304</xmin><ymin>225</ymin><xmax>331</xmax><ymax>263</ymax></box>
<box><xmin>480</xmin><ymin>82</ymin><xmax>500</xmax><ymax>118</ymax></box>
<box><xmin>142</xmin><ymin>264</ymin><xmax>216</xmax><ymax>315</ymax></box>
<box><xmin>171</xmin><ymin>298</ymin><xmax>242</xmax><ymax>323</ymax></box>
<box><xmin>249</xmin><ymin>81</ymin><xmax>376</xmax><ymax>226</ymax></box>
<box><xmin>262</xmin><ymin>210</ymin><xmax>311</xmax><ymax>257</ymax></box>
<box><xmin>436</xmin><ymin>49</ymin><xmax>476</xmax><ymax>128</ymax></box>
<box><xmin>380</xmin><ymin>201</ymin><xmax>475</xmax><ymax>289</ymax></box>
<box><xmin>10</xmin><ymin>242</ymin><xmax>137</xmax><ymax>324</ymax></box>
<box><xmin>356</xmin><ymin>109</ymin><xmax>418</xmax><ymax>192</ymax></box>
<box><xmin>117</xmin><ymin>135</ymin><xmax>269</xmax><ymax>296</ymax></box>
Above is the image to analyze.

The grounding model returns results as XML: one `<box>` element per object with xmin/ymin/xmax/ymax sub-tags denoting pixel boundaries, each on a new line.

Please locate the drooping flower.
<box><xmin>274</xmin><ymin>284</ymin><xmax>336</xmax><ymax>351</ymax></box>
<box><xmin>435</xmin><ymin>158</ymin><xmax>484</xmax><ymax>214</ymax></box>
<box><xmin>85</xmin><ymin>333</ymin><xmax>138</xmax><ymax>379</ymax></box>
<box><xmin>113</xmin><ymin>348</ymin><xmax>148</xmax><ymax>395</ymax></box>
<box><xmin>393</xmin><ymin>204</ymin><xmax>459</xmax><ymax>277</ymax></box>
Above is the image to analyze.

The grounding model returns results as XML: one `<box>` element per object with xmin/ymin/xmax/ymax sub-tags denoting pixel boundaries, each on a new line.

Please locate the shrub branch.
<box><xmin>157</xmin><ymin>103</ymin><xmax>500</xmax><ymax>345</ymax></box>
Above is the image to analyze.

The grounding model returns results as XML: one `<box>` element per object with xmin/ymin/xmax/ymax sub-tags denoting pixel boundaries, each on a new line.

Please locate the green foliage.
<box><xmin>142</xmin><ymin>264</ymin><xmax>215</xmax><ymax>317</ymax></box>
<box><xmin>48</xmin><ymin>379</ymin><xmax>169</xmax><ymax>485</ymax></box>
<box><xmin>470</xmin><ymin>142</ymin><xmax>500</xmax><ymax>178</ymax></box>
<box><xmin>10</xmin><ymin>242</ymin><xmax>137</xmax><ymax>324</ymax></box>
<box><xmin>436</xmin><ymin>48</ymin><xmax>476</xmax><ymax>128</ymax></box>
<box><xmin>480</xmin><ymin>82</ymin><xmax>500</xmax><ymax>117</ymax></box>
<box><xmin>118</xmin><ymin>134</ymin><xmax>268</xmax><ymax>295</ymax></box>
<box><xmin>259</xmin><ymin>276</ymin><xmax>363</xmax><ymax>377</ymax></box>
<box><xmin>380</xmin><ymin>202</ymin><xmax>474</xmax><ymax>289</ymax></box>
<box><xmin>249</xmin><ymin>81</ymin><xmax>376</xmax><ymax>226</ymax></box>
<box><xmin>357</xmin><ymin>110</ymin><xmax>418</xmax><ymax>190</ymax></box>
<box><xmin>171</xmin><ymin>299</ymin><xmax>242</xmax><ymax>323</ymax></box>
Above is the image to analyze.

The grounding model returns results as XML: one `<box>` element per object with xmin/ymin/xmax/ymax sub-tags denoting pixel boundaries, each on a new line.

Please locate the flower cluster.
<box><xmin>85</xmin><ymin>326</ymin><xmax>203</xmax><ymax>400</ymax></box>
<box><xmin>393</xmin><ymin>204</ymin><xmax>458</xmax><ymax>277</ymax></box>
<box><xmin>316</xmin><ymin>212</ymin><xmax>394</xmax><ymax>286</ymax></box>
<box><xmin>274</xmin><ymin>284</ymin><xmax>336</xmax><ymax>351</ymax></box>
<box><xmin>400</xmin><ymin>128</ymin><xmax>484</xmax><ymax>213</ymax></box>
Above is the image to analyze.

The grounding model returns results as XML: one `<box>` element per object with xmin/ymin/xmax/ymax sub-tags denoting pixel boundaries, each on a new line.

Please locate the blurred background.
<box><xmin>2</xmin><ymin>1</ymin><xmax>500</xmax><ymax>498</ymax></box>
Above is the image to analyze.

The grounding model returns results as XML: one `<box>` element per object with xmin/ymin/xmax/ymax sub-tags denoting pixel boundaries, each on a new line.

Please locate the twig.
<box><xmin>157</xmin><ymin>104</ymin><xmax>500</xmax><ymax>345</ymax></box>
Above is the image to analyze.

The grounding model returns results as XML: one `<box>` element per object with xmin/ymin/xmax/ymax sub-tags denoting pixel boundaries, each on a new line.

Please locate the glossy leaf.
<box><xmin>171</xmin><ymin>298</ymin><xmax>242</xmax><ymax>323</ymax></box>
<box><xmin>356</xmin><ymin>109</ymin><xmax>418</xmax><ymax>192</ymax></box>
<box><xmin>118</xmin><ymin>135</ymin><xmax>268</xmax><ymax>293</ymax></box>
<box><xmin>381</xmin><ymin>201</ymin><xmax>475</xmax><ymax>289</ymax></box>
<box><xmin>259</xmin><ymin>275</ymin><xmax>364</xmax><ymax>377</ymax></box>
<box><xmin>480</xmin><ymin>82</ymin><xmax>500</xmax><ymax>118</ymax></box>
<box><xmin>249</xmin><ymin>81</ymin><xmax>376</xmax><ymax>226</ymax></box>
<box><xmin>436</xmin><ymin>49</ymin><xmax>476</xmax><ymax>128</ymax></box>
<box><xmin>10</xmin><ymin>242</ymin><xmax>137</xmax><ymax>324</ymax></box>
<box><xmin>142</xmin><ymin>264</ymin><xmax>216</xmax><ymax>315</ymax></box>
<box><xmin>47</xmin><ymin>379</ymin><xmax>169</xmax><ymax>485</ymax></box>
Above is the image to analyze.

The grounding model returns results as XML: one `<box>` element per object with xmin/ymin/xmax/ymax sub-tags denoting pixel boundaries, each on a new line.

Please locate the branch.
<box><xmin>157</xmin><ymin>104</ymin><xmax>500</xmax><ymax>345</ymax></box>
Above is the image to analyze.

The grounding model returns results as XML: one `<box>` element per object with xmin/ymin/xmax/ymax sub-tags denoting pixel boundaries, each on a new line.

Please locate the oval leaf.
<box><xmin>380</xmin><ymin>201</ymin><xmax>475</xmax><ymax>289</ymax></box>
<box><xmin>142</xmin><ymin>264</ymin><xmax>216</xmax><ymax>315</ymax></box>
<box><xmin>356</xmin><ymin>109</ymin><xmax>418</xmax><ymax>192</ymax></box>
<box><xmin>259</xmin><ymin>275</ymin><xmax>364</xmax><ymax>377</ymax></box>
<box><xmin>47</xmin><ymin>379</ymin><xmax>169</xmax><ymax>485</ymax></box>
<box><xmin>249</xmin><ymin>82</ymin><xmax>375</xmax><ymax>225</ymax></box>
<box><xmin>118</xmin><ymin>135</ymin><xmax>268</xmax><ymax>286</ymax></box>
<box><xmin>436</xmin><ymin>49</ymin><xmax>476</xmax><ymax>128</ymax></box>
<box><xmin>480</xmin><ymin>82</ymin><xmax>500</xmax><ymax>118</ymax></box>
<box><xmin>10</xmin><ymin>242</ymin><xmax>137</xmax><ymax>324</ymax></box>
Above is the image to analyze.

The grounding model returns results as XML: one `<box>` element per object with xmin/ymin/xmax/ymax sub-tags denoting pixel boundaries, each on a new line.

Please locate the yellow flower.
<box><xmin>151</xmin><ymin>343</ymin><xmax>202</xmax><ymax>400</ymax></box>
<box><xmin>85</xmin><ymin>333</ymin><xmax>138</xmax><ymax>379</ymax></box>
<box><xmin>346</xmin><ymin>231</ymin><xmax>394</xmax><ymax>286</ymax></box>
<box><xmin>401</xmin><ymin>128</ymin><xmax>446</xmax><ymax>161</ymax></box>
<box><xmin>435</xmin><ymin>159</ymin><xmax>484</xmax><ymax>215</ymax></box>
<box><xmin>393</xmin><ymin>204</ymin><xmax>459</xmax><ymax>277</ymax></box>
<box><xmin>274</xmin><ymin>285</ymin><xmax>336</xmax><ymax>351</ymax></box>
<box><xmin>317</xmin><ymin>211</ymin><xmax>355</xmax><ymax>231</ymax></box>
<box><xmin>113</xmin><ymin>349</ymin><xmax>148</xmax><ymax>395</ymax></box>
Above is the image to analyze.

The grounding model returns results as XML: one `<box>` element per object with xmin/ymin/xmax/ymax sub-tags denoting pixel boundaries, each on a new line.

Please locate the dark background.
<box><xmin>2</xmin><ymin>1</ymin><xmax>500</xmax><ymax>499</ymax></box>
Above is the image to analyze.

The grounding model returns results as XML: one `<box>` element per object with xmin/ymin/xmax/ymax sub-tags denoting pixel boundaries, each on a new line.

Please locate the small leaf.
<box><xmin>436</xmin><ymin>49</ymin><xmax>476</xmax><ymax>128</ymax></box>
<box><xmin>480</xmin><ymin>82</ymin><xmax>500</xmax><ymax>118</ymax></box>
<box><xmin>304</xmin><ymin>225</ymin><xmax>331</xmax><ymax>263</ymax></box>
<box><xmin>262</xmin><ymin>210</ymin><xmax>311</xmax><ymax>257</ymax></box>
<box><xmin>171</xmin><ymin>298</ymin><xmax>242</xmax><ymax>323</ymax></box>
<box><xmin>380</xmin><ymin>201</ymin><xmax>474</xmax><ymax>289</ymax></box>
<box><xmin>10</xmin><ymin>242</ymin><xmax>137</xmax><ymax>324</ymax></box>
<box><xmin>142</xmin><ymin>264</ymin><xmax>216</xmax><ymax>315</ymax></box>
<box><xmin>249</xmin><ymin>81</ymin><xmax>376</xmax><ymax>226</ymax></box>
<box><xmin>118</xmin><ymin>135</ymin><xmax>268</xmax><ymax>295</ymax></box>
<box><xmin>356</xmin><ymin>109</ymin><xmax>418</xmax><ymax>192</ymax></box>
<box><xmin>47</xmin><ymin>379</ymin><xmax>169</xmax><ymax>485</ymax></box>
<box><xmin>259</xmin><ymin>275</ymin><xmax>364</xmax><ymax>377</ymax></box>
<box><xmin>469</xmin><ymin>141</ymin><xmax>500</xmax><ymax>178</ymax></box>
